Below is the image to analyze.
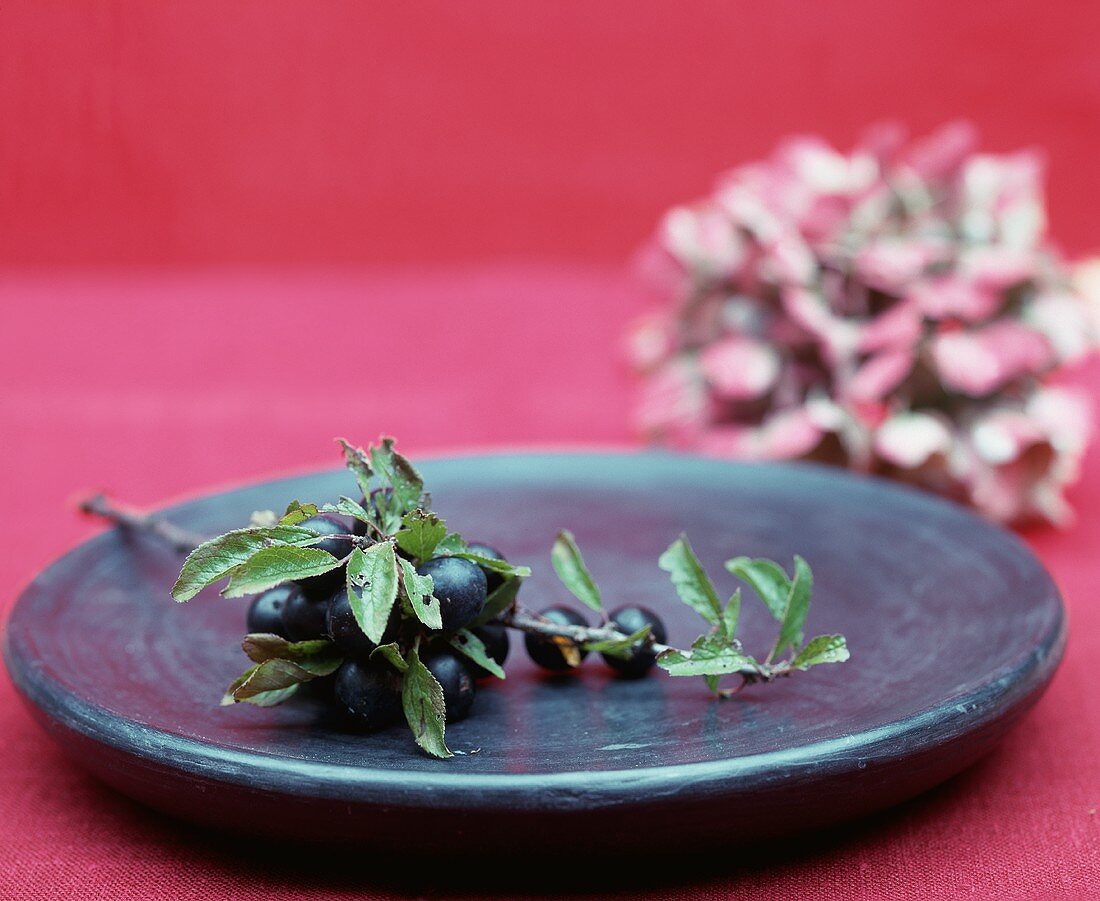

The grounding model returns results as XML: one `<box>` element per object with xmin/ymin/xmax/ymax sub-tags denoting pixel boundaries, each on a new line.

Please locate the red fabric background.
<box><xmin>3</xmin><ymin>1</ymin><xmax>1100</xmax><ymax>265</ymax></box>
<box><xmin>2</xmin><ymin>2</ymin><xmax>1100</xmax><ymax>898</ymax></box>
<box><xmin>1</xmin><ymin>268</ymin><xmax>1098</xmax><ymax>899</ymax></box>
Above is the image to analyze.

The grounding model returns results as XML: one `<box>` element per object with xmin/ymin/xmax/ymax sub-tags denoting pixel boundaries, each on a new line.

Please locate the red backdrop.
<box><xmin>3</xmin><ymin>0</ymin><xmax>1100</xmax><ymax>265</ymax></box>
<box><xmin>2</xmin><ymin>3</ymin><xmax>1100</xmax><ymax>899</ymax></box>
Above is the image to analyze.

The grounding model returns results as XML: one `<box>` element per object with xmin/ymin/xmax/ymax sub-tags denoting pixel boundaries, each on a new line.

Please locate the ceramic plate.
<box><xmin>3</xmin><ymin>453</ymin><xmax>1065</xmax><ymax>853</ymax></box>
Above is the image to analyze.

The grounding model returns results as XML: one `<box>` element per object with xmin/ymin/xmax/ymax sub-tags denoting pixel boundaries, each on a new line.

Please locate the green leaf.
<box><xmin>658</xmin><ymin>535</ymin><xmax>723</xmax><ymax>627</ymax></box>
<box><xmin>402</xmin><ymin>647</ymin><xmax>452</xmax><ymax>759</ymax></box>
<box><xmin>279</xmin><ymin>501</ymin><xmax>319</xmax><ymax>526</ymax></box>
<box><xmin>370</xmin><ymin>437</ymin><xmax>424</xmax><ymax>529</ymax></box>
<box><xmin>704</xmin><ymin>673</ymin><xmax>721</xmax><ymax>694</ymax></box>
<box><xmin>336</xmin><ymin>438</ymin><xmax>374</xmax><ymax>499</ymax></box>
<box><xmin>549</xmin><ymin>530</ymin><xmax>601</xmax><ymax>613</ymax></box>
<box><xmin>371</xmin><ymin>642</ymin><xmax>409</xmax><ymax>673</ymax></box>
<box><xmin>346</xmin><ymin>542</ymin><xmax>399</xmax><ymax>644</ymax></box>
<box><xmin>321</xmin><ymin>496</ymin><xmax>373</xmax><ymax>526</ymax></box>
<box><xmin>222</xmin><ymin>658</ymin><xmax>320</xmax><ymax>705</ymax></box>
<box><xmin>450</xmin><ymin>629</ymin><xmax>506</xmax><ymax>679</ymax></box>
<box><xmin>791</xmin><ymin>634</ymin><xmax>849</xmax><ymax>669</ymax></box>
<box><xmin>172</xmin><ymin>525</ymin><xmax>324</xmax><ymax>601</ymax></box>
<box><xmin>240</xmin><ymin>634</ymin><xmax>343</xmax><ymax>675</ymax></box>
<box><xmin>394</xmin><ymin>509</ymin><xmax>447</xmax><ymax>561</ymax></box>
<box><xmin>222</xmin><ymin>663</ymin><xmax>301</xmax><ymax>708</ymax></box>
<box><xmin>656</xmin><ymin>636</ymin><xmax>755</xmax><ymax>677</ymax></box>
<box><xmin>398</xmin><ymin>556</ymin><xmax>442</xmax><ymax>630</ymax></box>
<box><xmin>222</xmin><ymin>546</ymin><xmax>342</xmax><ymax>598</ymax></box>
<box><xmin>453</xmin><ymin>553</ymin><xmax>532</xmax><ymax>579</ymax></box>
<box><xmin>583</xmin><ymin>625</ymin><xmax>651</xmax><ymax>659</ymax></box>
<box><xmin>434</xmin><ymin>533</ymin><xmax>468</xmax><ymax>555</ymax></box>
<box><xmin>469</xmin><ymin>576</ymin><xmax>523</xmax><ymax>627</ymax></box>
<box><xmin>721</xmin><ymin>588</ymin><xmax>742</xmax><ymax>642</ymax></box>
<box><xmin>771</xmin><ymin>556</ymin><xmax>813</xmax><ymax>660</ymax></box>
<box><xmin>725</xmin><ymin>557</ymin><xmax>792</xmax><ymax>622</ymax></box>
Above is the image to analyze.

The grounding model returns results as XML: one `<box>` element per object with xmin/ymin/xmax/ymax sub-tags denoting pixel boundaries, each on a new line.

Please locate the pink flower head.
<box><xmin>930</xmin><ymin>321</ymin><xmax>1052</xmax><ymax>396</ymax></box>
<box><xmin>633</xmin><ymin>123</ymin><xmax>1098</xmax><ymax>525</ymax></box>
<box><xmin>698</xmin><ymin>335</ymin><xmax>781</xmax><ymax>401</ymax></box>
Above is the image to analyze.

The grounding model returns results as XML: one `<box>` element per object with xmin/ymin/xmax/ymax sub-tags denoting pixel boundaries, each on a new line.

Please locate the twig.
<box><xmin>499</xmin><ymin>603</ymin><xmax>791</xmax><ymax>682</ymax></box>
<box><xmin>78</xmin><ymin>493</ymin><xmax>208</xmax><ymax>554</ymax></box>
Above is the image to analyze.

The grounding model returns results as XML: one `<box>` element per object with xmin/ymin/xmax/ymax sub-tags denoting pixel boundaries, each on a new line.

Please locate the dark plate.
<box><xmin>3</xmin><ymin>453</ymin><xmax>1065</xmax><ymax>854</ymax></box>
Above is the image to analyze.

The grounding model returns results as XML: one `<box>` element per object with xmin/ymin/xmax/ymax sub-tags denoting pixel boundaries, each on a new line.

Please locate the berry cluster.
<box><xmin>242</xmin><ymin>522</ymin><xmax>513</xmax><ymax>731</ymax></box>
<box><xmin>169</xmin><ymin>437</ymin><xmax>849</xmax><ymax>758</ymax></box>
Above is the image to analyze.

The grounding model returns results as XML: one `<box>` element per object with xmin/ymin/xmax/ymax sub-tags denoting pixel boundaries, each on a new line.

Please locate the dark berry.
<box><xmin>465</xmin><ymin>542</ymin><xmax>506</xmax><ymax>593</ymax></box>
<box><xmin>424</xmin><ymin>652</ymin><xmax>476</xmax><ymax>721</ymax></box>
<box><xmin>325</xmin><ymin>588</ymin><xmax>398</xmax><ymax>658</ymax></box>
<box><xmin>525</xmin><ymin>605</ymin><xmax>589</xmax><ymax>672</ymax></box>
<box><xmin>282</xmin><ymin>588</ymin><xmax>330</xmax><ymax>641</ymax></box>
<box><xmin>416</xmin><ymin>556</ymin><xmax>487</xmax><ymax>632</ymax></box>
<box><xmin>466</xmin><ymin>622</ymin><xmax>509</xmax><ymax>679</ymax></box>
<box><xmin>246</xmin><ymin>584</ymin><xmax>300</xmax><ymax>636</ymax></box>
<box><xmin>294</xmin><ymin>514</ymin><xmax>353</xmax><ymax>601</ymax></box>
<box><xmin>333</xmin><ymin>659</ymin><xmax>403</xmax><ymax>730</ymax></box>
<box><xmin>299</xmin><ymin>514</ymin><xmax>354</xmax><ymax>557</ymax></box>
<box><xmin>602</xmin><ymin>605</ymin><xmax>667</xmax><ymax>679</ymax></box>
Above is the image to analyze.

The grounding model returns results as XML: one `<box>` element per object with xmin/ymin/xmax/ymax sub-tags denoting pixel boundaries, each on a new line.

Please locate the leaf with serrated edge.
<box><xmin>279</xmin><ymin>501</ymin><xmax>319</xmax><ymax>526</ymax></box>
<box><xmin>240</xmin><ymin>634</ymin><xmax>343</xmax><ymax>675</ymax></box>
<box><xmin>658</xmin><ymin>535</ymin><xmax>723</xmax><ymax>626</ymax></box>
<box><xmin>222</xmin><ymin>546</ymin><xmax>342</xmax><ymax>598</ymax></box>
<box><xmin>453</xmin><ymin>553</ymin><xmax>531</xmax><ymax>579</ymax></box>
<box><xmin>771</xmin><ymin>556</ymin><xmax>813</xmax><ymax>660</ymax></box>
<box><xmin>434</xmin><ymin>533</ymin><xmax>467</xmax><ymax>555</ymax></box>
<box><xmin>225</xmin><ymin>658</ymin><xmax>320</xmax><ymax>703</ymax></box>
<box><xmin>336</xmin><ymin>438</ymin><xmax>374</xmax><ymax>499</ymax></box>
<box><xmin>394</xmin><ymin>509</ymin><xmax>447</xmax><ymax>561</ymax></box>
<box><xmin>172</xmin><ymin>526</ymin><xmax>324</xmax><ymax>601</ymax></box>
<box><xmin>725</xmin><ymin>557</ymin><xmax>791</xmax><ymax>622</ymax></box>
<box><xmin>657</xmin><ymin>635</ymin><xmax>754</xmax><ymax>676</ymax></box>
<box><xmin>370</xmin><ymin>437</ymin><xmax>424</xmax><ymax>528</ymax></box>
<box><xmin>346</xmin><ymin>543</ymin><xmax>399</xmax><ymax>644</ymax></box>
<box><xmin>469</xmin><ymin>576</ymin><xmax>523</xmax><ymax>627</ymax></box>
<box><xmin>584</xmin><ymin>624</ymin><xmax>651</xmax><ymax>658</ymax></box>
<box><xmin>450</xmin><ymin>629</ymin><xmax>506</xmax><ymax>679</ymax></box>
<box><xmin>792</xmin><ymin>634</ymin><xmax>849</xmax><ymax>669</ymax></box>
<box><xmin>549</xmin><ymin>531</ymin><xmax>601</xmax><ymax>613</ymax></box>
<box><xmin>721</xmin><ymin>588</ymin><xmax>742</xmax><ymax>642</ymax></box>
<box><xmin>370</xmin><ymin>642</ymin><xmax>409</xmax><ymax>673</ymax></box>
<box><xmin>402</xmin><ymin>648</ymin><xmax>452</xmax><ymax>758</ymax></box>
<box><xmin>398</xmin><ymin>557</ymin><xmax>442</xmax><ymax>629</ymax></box>
<box><xmin>321</xmin><ymin>496</ymin><xmax>372</xmax><ymax>525</ymax></box>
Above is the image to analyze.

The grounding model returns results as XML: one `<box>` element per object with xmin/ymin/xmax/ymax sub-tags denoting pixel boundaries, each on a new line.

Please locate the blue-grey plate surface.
<box><xmin>3</xmin><ymin>453</ymin><xmax>1065</xmax><ymax>853</ymax></box>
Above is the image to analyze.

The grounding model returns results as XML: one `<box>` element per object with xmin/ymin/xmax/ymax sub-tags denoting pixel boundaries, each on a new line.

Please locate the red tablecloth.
<box><xmin>1</xmin><ymin>267</ymin><xmax>1097</xmax><ymax>899</ymax></box>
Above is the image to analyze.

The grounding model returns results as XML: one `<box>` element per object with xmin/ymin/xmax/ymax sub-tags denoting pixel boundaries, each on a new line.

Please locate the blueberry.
<box><xmin>602</xmin><ymin>605</ymin><xmax>667</xmax><ymax>679</ymax></box>
<box><xmin>416</xmin><ymin>557</ymin><xmax>487</xmax><ymax>632</ymax></box>
<box><xmin>282</xmin><ymin>588</ymin><xmax>330</xmax><ymax>641</ymax></box>
<box><xmin>325</xmin><ymin>588</ymin><xmax>398</xmax><ymax>657</ymax></box>
<box><xmin>465</xmin><ymin>542</ymin><xmax>506</xmax><ymax>593</ymax></box>
<box><xmin>298</xmin><ymin>513</ymin><xmax>354</xmax><ymax>558</ymax></box>
<box><xmin>334</xmin><ymin>659</ymin><xmax>403</xmax><ymax>730</ymax></box>
<box><xmin>246</xmin><ymin>584</ymin><xmax>300</xmax><ymax>636</ymax></box>
<box><xmin>424</xmin><ymin>652</ymin><xmax>476</xmax><ymax>721</ymax></box>
<box><xmin>294</xmin><ymin>514</ymin><xmax>353</xmax><ymax>601</ymax></box>
<box><xmin>525</xmin><ymin>605</ymin><xmax>589</xmax><ymax>672</ymax></box>
<box><xmin>466</xmin><ymin>621</ymin><xmax>510</xmax><ymax>678</ymax></box>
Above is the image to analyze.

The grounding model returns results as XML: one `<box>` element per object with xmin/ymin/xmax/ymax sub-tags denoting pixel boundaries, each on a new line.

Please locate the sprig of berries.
<box><xmin>94</xmin><ymin>437</ymin><xmax>849</xmax><ymax>759</ymax></box>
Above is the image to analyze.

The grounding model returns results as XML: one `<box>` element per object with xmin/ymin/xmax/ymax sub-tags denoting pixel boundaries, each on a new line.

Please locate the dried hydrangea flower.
<box><xmin>630</xmin><ymin>122</ymin><xmax>1100</xmax><ymax>526</ymax></box>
